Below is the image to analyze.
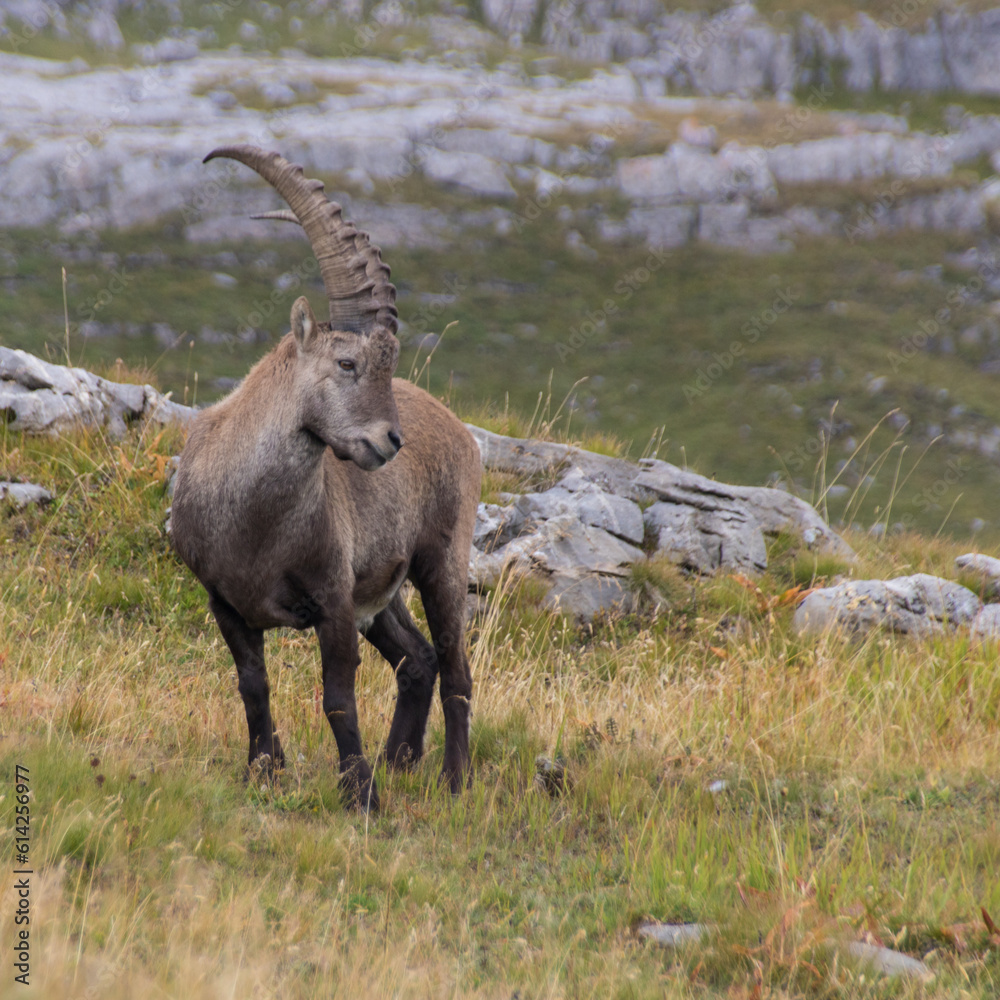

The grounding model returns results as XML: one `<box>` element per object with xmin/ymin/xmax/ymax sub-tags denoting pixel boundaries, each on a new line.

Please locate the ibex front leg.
<box><xmin>316</xmin><ymin>613</ymin><xmax>378</xmax><ymax>811</ymax></box>
<box><xmin>210</xmin><ymin>593</ymin><xmax>285</xmax><ymax>776</ymax></box>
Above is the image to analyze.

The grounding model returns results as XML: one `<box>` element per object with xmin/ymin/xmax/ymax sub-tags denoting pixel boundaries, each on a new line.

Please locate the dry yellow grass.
<box><xmin>1</xmin><ymin>422</ymin><xmax>999</xmax><ymax>998</ymax></box>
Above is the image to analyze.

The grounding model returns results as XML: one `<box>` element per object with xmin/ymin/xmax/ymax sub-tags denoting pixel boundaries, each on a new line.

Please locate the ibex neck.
<box><xmin>223</xmin><ymin>337</ymin><xmax>327</xmax><ymax>496</ymax></box>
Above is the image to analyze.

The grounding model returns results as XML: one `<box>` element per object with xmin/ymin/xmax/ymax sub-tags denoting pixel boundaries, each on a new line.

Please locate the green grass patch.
<box><xmin>2</xmin><ymin>428</ymin><xmax>1000</xmax><ymax>996</ymax></box>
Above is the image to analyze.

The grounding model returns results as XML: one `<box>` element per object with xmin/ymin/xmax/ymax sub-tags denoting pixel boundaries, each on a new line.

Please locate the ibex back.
<box><xmin>170</xmin><ymin>146</ymin><xmax>481</xmax><ymax>809</ymax></box>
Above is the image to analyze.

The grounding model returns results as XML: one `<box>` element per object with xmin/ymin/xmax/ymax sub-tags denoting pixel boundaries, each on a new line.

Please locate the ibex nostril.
<box><xmin>388</xmin><ymin>430</ymin><xmax>403</xmax><ymax>450</ymax></box>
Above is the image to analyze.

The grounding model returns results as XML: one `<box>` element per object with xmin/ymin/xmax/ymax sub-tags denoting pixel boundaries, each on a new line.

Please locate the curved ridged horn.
<box><xmin>249</xmin><ymin>209</ymin><xmax>300</xmax><ymax>224</ymax></box>
<box><xmin>204</xmin><ymin>145</ymin><xmax>397</xmax><ymax>336</ymax></box>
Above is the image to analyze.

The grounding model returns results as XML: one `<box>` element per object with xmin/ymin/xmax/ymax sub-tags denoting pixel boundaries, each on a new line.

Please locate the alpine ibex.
<box><xmin>170</xmin><ymin>145</ymin><xmax>481</xmax><ymax>809</ymax></box>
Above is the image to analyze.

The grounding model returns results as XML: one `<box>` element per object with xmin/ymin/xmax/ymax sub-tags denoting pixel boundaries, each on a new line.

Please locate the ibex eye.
<box><xmin>339</xmin><ymin>360</ymin><xmax>355</xmax><ymax>371</ymax></box>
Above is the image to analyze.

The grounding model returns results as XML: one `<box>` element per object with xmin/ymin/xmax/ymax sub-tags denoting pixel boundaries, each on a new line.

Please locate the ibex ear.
<box><xmin>291</xmin><ymin>296</ymin><xmax>319</xmax><ymax>350</ymax></box>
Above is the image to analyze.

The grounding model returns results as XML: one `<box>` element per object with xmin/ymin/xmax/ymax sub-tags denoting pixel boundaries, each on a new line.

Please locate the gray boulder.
<box><xmin>644</xmin><ymin>500</ymin><xmax>766</xmax><ymax>574</ymax></box>
<box><xmin>465</xmin><ymin>424</ymin><xmax>643</xmax><ymax>498</ymax></box>
<box><xmin>0</xmin><ymin>481</ymin><xmax>53</xmax><ymax>508</ymax></box>
<box><xmin>846</xmin><ymin>943</ymin><xmax>933</xmax><ymax>982</ymax></box>
<box><xmin>0</xmin><ymin>346</ymin><xmax>195</xmax><ymax>436</ymax></box>
<box><xmin>545</xmin><ymin>573</ymin><xmax>632</xmax><ymax>620</ymax></box>
<box><xmin>515</xmin><ymin>484</ymin><xmax>644</xmax><ymax>544</ymax></box>
<box><xmin>620</xmin><ymin>205</ymin><xmax>698</xmax><ymax>248</ymax></box>
<box><xmin>955</xmin><ymin>552</ymin><xmax>1000</xmax><ymax>599</ymax></box>
<box><xmin>635</xmin><ymin>458</ymin><xmax>852</xmax><ymax>559</ymax></box>
<box><xmin>473</xmin><ymin>501</ymin><xmax>525</xmax><ymax>552</ymax></box>
<box><xmin>529</xmin><ymin>514</ymin><xmax>644</xmax><ymax>578</ymax></box>
<box><xmin>794</xmin><ymin>573</ymin><xmax>982</xmax><ymax>637</ymax></box>
<box><xmin>617</xmin><ymin>142</ymin><xmax>777</xmax><ymax>206</ymax></box>
<box><xmin>969</xmin><ymin>604</ymin><xmax>1000</xmax><ymax>640</ymax></box>
<box><xmin>464</xmin><ymin>423</ymin><xmax>853</xmax><ymax>619</ymax></box>
<box><xmin>0</xmin><ymin>379</ymin><xmax>106</xmax><ymax>436</ymax></box>
<box><xmin>420</xmin><ymin>148</ymin><xmax>516</xmax><ymax>200</ymax></box>
<box><xmin>436</xmin><ymin>127</ymin><xmax>554</xmax><ymax>168</ymax></box>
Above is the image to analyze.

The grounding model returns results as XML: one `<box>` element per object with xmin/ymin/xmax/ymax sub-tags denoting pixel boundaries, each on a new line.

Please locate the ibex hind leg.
<box><xmin>412</xmin><ymin>555</ymin><xmax>473</xmax><ymax>794</ymax></box>
<box><xmin>362</xmin><ymin>592</ymin><xmax>438</xmax><ymax>769</ymax></box>
<box><xmin>209</xmin><ymin>593</ymin><xmax>285</xmax><ymax>777</ymax></box>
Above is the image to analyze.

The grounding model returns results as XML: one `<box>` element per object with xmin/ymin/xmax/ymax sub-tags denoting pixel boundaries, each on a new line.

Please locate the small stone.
<box><xmin>955</xmin><ymin>552</ymin><xmax>1000</xmax><ymax>598</ymax></box>
<box><xmin>545</xmin><ymin>572</ymin><xmax>632</xmax><ymax>620</ymax></box>
<box><xmin>238</xmin><ymin>20</ymin><xmax>261</xmax><ymax>42</ymax></box>
<box><xmin>534</xmin><ymin>756</ymin><xmax>570</xmax><ymax>796</ymax></box>
<box><xmin>637</xmin><ymin>922</ymin><xmax>709</xmax><ymax>947</ymax></box>
<box><xmin>846</xmin><ymin>943</ymin><xmax>933</xmax><ymax>981</ymax></box>
<box><xmin>0</xmin><ymin>482</ymin><xmax>54</xmax><ymax>508</ymax></box>
<box><xmin>969</xmin><ymin>604</ymin><xmax>1000</xmax><ymax>640</ymax></box>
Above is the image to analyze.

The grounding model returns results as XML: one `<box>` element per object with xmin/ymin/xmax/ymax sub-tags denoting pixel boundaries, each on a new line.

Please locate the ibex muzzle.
<box><xmin>170</xmin><ymin>146</ymin><xmax>481</xmax><ymax>810</ymax></box>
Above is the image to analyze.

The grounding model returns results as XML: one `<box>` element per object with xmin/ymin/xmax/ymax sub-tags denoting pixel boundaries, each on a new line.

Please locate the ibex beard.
<box><xmin>169</xmin><ymin>146</ymin><xmax>481</xmax><ymax>811</ymax></box>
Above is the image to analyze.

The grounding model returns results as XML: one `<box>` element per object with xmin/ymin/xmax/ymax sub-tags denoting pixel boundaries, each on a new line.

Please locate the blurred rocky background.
<box><xmin>3</xmin><ymin>0</ymin><xmax>1000</xmax><ymax>540</ymax></box>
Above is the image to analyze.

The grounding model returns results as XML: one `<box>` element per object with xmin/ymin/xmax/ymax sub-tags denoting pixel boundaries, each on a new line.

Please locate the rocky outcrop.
<box><xmin>10</xmin><ymin>349</ymin><xmax>998</xmax><ymax>632</ymax></box>
<box><xmin>541</xmin><ymin>2</ymin><xmax>1000</xmax><ymax>99</ymax></box>
<box><xmin>2</xmin><ymin>47</ymin><xmax>999</xmax><ymax>254</ymax></box>
<box><xmin>955</xmin><ymin>551</ymin><xmax>1000</xmax><ymax>598</ymax></box>
<box><xmin>8</xmin><ymin>0</ymin><xmax>1000</xmax><ymax>99</ymax></box>
<box><xmin>466</xmin><ymin>424</ymin><xmax>851</xmax><ymax>618</ymax></box>
<box><xmin>0</xmin><ymin>346</ymin><xmax>195</xmax><ymax>437</ymax></box>
<box><xmin>2</xmin><ymin>348</ymin><xmax>855</xmax><ymax>621</ymax></box>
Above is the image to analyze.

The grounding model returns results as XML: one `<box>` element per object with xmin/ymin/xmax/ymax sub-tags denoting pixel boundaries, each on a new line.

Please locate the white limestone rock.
<box><xmin>644</xmin><ymin>500</ymin><xmax>767</xmax><ymax>575</ymax></box>
<box><xmin>420</xmin><ymin>148</ymin><xmax>516</xmax><ymax>200</ymax></box>
<box><xmin>794</xmin><ymin>574</ymin><xmax>982</xmax><ymax>637</ymax></box>
<box><xmin>0</xmin><ymin>481</ymin><xmax>54</xmax><ymax>508</ymax></box>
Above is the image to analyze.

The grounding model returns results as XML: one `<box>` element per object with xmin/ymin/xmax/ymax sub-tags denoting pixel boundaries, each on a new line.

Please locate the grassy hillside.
<box><xmin>3</xmin><ymin>216</ymin><xmax>1000</xmax><ymax>544</ymax></box>
<box><xmin>1</xmin><ymin>416</ymin><xmax>999</xmax><ymax>998</ymax></box>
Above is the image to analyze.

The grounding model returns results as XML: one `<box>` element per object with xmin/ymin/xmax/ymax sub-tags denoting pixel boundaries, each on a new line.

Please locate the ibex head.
<box><xmin>288</xmin><ymin>295</ymin><xmax>401</xmax><ymax>469</ymax></box>
<box><xmin>204</xmin><ymin>145</ymin><xmax>402</xmax><ymax>470</ymax></box>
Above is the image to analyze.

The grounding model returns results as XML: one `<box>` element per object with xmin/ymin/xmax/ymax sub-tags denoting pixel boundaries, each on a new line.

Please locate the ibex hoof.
<box><xmin>439</xmin><ymin>766</ymin><xmax>471</xmax><ymax>796</ymax></box>
<box><xmin>245</xmin><ymin>750</ymin><xmax>284</xmax><ymax>783</ymax></box>
<box><xmin>378</xmin><ymin>741</ymin><xmax>418</xmax><ymax>772</ymax></box>
<box><xmin>340</xmin><ymin>758</ymin><xmax>379</xmax><ymax>812</ymax></box>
